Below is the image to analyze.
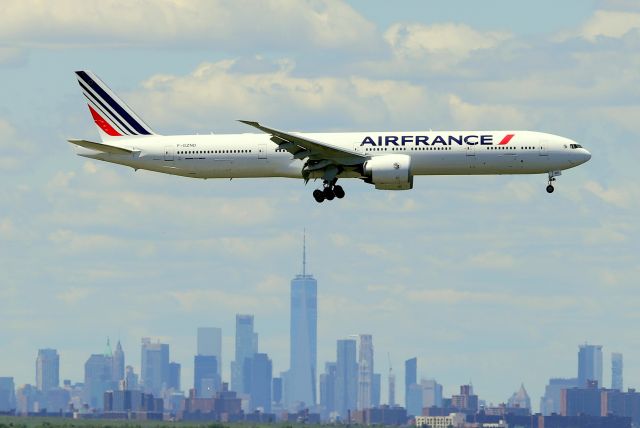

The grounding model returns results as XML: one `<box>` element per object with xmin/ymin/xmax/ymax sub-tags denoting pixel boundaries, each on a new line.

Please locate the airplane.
<box><xmin>69</xmin><ymin>70</ymin><xmax>591</xmax><ymax>203</ymax></box>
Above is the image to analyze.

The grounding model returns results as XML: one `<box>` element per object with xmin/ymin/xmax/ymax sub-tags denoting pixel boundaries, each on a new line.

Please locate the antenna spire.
<box><xmin>303</xmin><ymin>229</ymin><xmax>306</xmax><ymax>276</ymax></box>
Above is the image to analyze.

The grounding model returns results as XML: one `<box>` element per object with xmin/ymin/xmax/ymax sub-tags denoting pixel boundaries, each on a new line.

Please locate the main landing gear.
<box><xmin>546</xmin><ymin>171</ymin><xmax>561</xmax><ymax>193</ymax></box>
<box><xmin>313</xmin><ymin>180</ymin><xmax>345</xmax><ymax>203</ymax></box>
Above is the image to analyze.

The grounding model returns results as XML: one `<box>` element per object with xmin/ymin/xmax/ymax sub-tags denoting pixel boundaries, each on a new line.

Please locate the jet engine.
<box><xmin>363</xmin><ymin>154</ymin><xmax>413</xmax><ymax>190</ymax></box>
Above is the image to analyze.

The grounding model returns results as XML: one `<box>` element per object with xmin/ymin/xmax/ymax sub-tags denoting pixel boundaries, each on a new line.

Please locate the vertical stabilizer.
<box><xmin>75</xmin><ymin>70</ymin><xmax>156</xmax><ymax>140</ymax></box>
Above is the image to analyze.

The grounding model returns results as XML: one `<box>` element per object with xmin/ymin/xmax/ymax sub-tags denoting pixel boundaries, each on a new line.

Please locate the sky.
<box><xmin>0</xmin><ymin>0</ymin><xmax>639</xmax><ymax>411</ymax></box>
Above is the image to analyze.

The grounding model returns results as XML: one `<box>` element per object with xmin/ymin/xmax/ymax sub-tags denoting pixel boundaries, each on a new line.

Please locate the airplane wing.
<box><xmin>238</xmin><ymin>120</ymin><xmax>366</xmax><ymax>167</ymax></box>
<box><xmin>68</xmin><ymin>139</ymin><xmax>133</xmax><ymax>155</ymax></box>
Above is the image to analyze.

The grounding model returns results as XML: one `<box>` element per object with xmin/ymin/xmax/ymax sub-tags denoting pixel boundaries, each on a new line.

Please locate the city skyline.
<box><xmin>0</xmin><ymin>243</ymin><xmax>633</xmax><ymax>411</ymax></box>
<box><xmin>0</xmin><ymin>0</ymin><xmax>638</xmax><ymax>412</ymax></box>
<box><xmin>3</xmin><ymin>323</ymin><xmax>629</xmax><ymax>415</ymax></box>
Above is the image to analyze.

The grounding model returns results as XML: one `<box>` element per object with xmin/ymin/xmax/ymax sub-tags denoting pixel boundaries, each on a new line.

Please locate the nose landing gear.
<box><xmin>546</xmin><ymin>171</ymin><xmax>561</xmax><ymax>193</ymax></box>
<box><xmin>313</xmin><ymin>180</ymin><xmax>345</xmax><ymax>203</ymax></box>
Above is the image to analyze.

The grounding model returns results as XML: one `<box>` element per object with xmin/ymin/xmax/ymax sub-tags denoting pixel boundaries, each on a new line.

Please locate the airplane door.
<box><xmin>258</xmin><ymin>144</ymin><xmax>267</xmax><ymax>159</ymax></box>
<box><xmin>539</xmin><ymin>143</ymin><xmax>548</xmax><ymax>156</ymax></box>
<box><xmin>164</xmin><ymin>146</ymin><xmax>174</xmax><ymax>161</ymax></box>
<box><xmin>465</xmin><ymin>145</ymin><xmax>477</xmax><ymax>169</ymax></box>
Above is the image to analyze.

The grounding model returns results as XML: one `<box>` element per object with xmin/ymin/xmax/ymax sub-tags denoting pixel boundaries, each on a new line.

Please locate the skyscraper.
<box><xmin>451</xmin><ymin>384</ymin><xmax>478</xmax><ymax>412</ymax></box>
<box><xmin>36</xmin><ymin>349</ymin><xmax>59</xmax><ymax>392</ymax></box>
<box><xmin>231</xmin><ymin>315</ymin><xmax>257</xmax><ymax>393</ymax></box>
<box><xmin>84</xmin><ymin>354</ymin><xmax>113</xmax><ymax>409</ymax></box>
<box><xmin>243</xmin><ymin>353</ymin><xmax>273</xmax><ymax>412</ymax></box>
<box><xmin>507</xmin><ymin>384</ymin><xmax>531</xmax><ymax>410</ymax></box>
<box><xmin>357</xmin><ymin>334</ymin><xmax>374</xmax><ymax>410</ymax></box>
<box><xmin>421</xmin><ymin>379</ymin><xmax>443</xmax><ymax>408</ymax></box>
<box><xmin>168</xmin><ymin>362</ymin><xmax>181</xmax><ymax>391</ymax></box>
<box><xmin>578</xmin><ymin>344</ymin><xmax>603</xmax><ymax>387</ymax></box>
<box><xmin>288</xmin><ymin>234</ymin><xmax>317</xmax><ymax>408</ymax></box>
<box><xmin>388</xmin><ymin>370</ymin><xmax>396</xmax><ymax>406</ymax></box>
<box><xmin>612</xmin><ymin>352</ymin><xmax>623</xmax><ymax>391</ymax></box>
<box><xmin>540</xmin><ymin>377</ymin><xmax>579</xmax><ymax>416</ymax></box>
<box><xmin>125</xmin><ymin>365</ymin><xmax>139</xmax><ymax>390</ymax></box>
<box><xmin>112</xmin><ymin>340</ymin><xmax>125</xmax><ymax>382</ymax></box>
<box><xmin>194</xmin><ymin>355</ymin><xmax>219</xmax><ymax>397</ymax></box>
<box><xmin>0</xmin><ymin>377</ymin><xmax>15</xmax><ymax>411</ymax></box>
<box><xmin>372</xmin><ymin>373</ymin><xmax>381</xmax><ymax>408</ymax></box>
<box><xmin>406</xmin><ymin>383</ymin><xmax>423</xmax><ymax>417</ymax></box>
<box><xmin>197</xmin><ymin>327</ymin><xmax>222</xmax><ymax>375</ymax></box>
<box><xmin>405</xmin><ymin>357</ymin><xmax>417</xmax><ymax>409</ymax></box>
<box><xmin>335</xmin><ymin>338</ymin><xmax>358</xmax><ymax>419</ymax></box>
<box><xmin>320</xmin><ymin>362</ymin><xmax>337</xmax><ymax>418</ymax></box>
<box><xmin>140</xmin><ymin>338</ymin><xmax>170</xmax><ymax>396</ymax></box>
<box><xmin>272</xmin><ymin>377</ymin><xmax>283</xmax><ymax>406</ymax></box>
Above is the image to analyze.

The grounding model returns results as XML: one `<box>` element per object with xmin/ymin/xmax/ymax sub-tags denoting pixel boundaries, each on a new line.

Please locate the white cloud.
<box><xmin>0</xmin><ymin>47</ymin><xmax>25</xmax><ymax>65</ymax></box>
<box><xmin>575</xmin><ymin>10</ymin><xmax>640</xmax><ymax>41</ymax></box>
<box><xmin>46</xmin><ymin>171</ymin><xmax>76</xmax><ymax>191</ymax></box>
<box><xmin>131</xmin><ymin>59</ymin><xmax>441</xmax><ymax>130</ymax></box>
<box><xmin>57</xmin><ymin>287</ymin><xmax>93</xmax><ymax>304</ymax></box>
<box><xmin>82</xmin><ymin>161</ymin><xmax>98</xmax><ymax>174</ymax></box>
<box><xmin>0</xmin><ymin>0</ymin><xmax>378</xmax><ymax>52</ymax></box>
<box><xmin>583</xmin><ymin>180</ymin><xmax>635</xmax><ymax>208</ymax></box>
<box><xmin>0</xmin><ymin>118</ymin><xmax>34</xmax><ymax>169</ymax></box>
<box><xmin>468</xmin><ymin>251</ymin><xmax>517</xmax><ymax>270</ymax></box>
<box><xmin>0</xmin><ymin>217</ymin><xmax>17</xmax><ymax>239</ymax></box>
<box><xmin>0</xmin><ymin>119</ymin><xmax>18</xmax><ymax>148</ymax></box>
<box><xmin>385</xmin><ymin>23</ymin><xmax>510</xmax><ymax>59</ymax></box>
<box><xmin>168</xmin><ymin>288</ymin><xmax>284</xmax><ymax>314</ymax></box>
<box><xmin>383</xmin><ymin>22</ymin><xmax>511</xmax><ymax>72</ymax></box>
<box><xmin>48</xmin><ymin>229</ymin><xmax>121</xmax><ymax>253</ymax></box>
<box><xmin>128</xmin><ymin>59</ymin><xmax>544</xmax><ymax>134</ymax></box>
<box><xmin>407</xmin><ymin>289</ymin><xmax>581</xmax><ymax>311</ymax></box>
<box><xmin>44</xmin><ymin>181</ymin><xmax>278</xmax><ymax>230</ymax></box>
<box><xmin>448</xmin><ymin>95</ymin><xmax>531</xmax><ymax>129</ymax></box>
<box><xmin>593</xmin><ymin>105</ymin><xmax>640</xmax><ymax>134</ymax></box>
<box><xmin>255</xmin><ymin>275</ymin><xmax>289</xmax><ymax>294</ymax></box>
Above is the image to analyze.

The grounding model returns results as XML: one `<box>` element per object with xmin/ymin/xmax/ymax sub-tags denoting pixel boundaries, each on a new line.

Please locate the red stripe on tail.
<box><xmin>88</xmin><ymin>104</ymin><xmax>121</xmax><ymax>136</ymax></box>
<box><xmin>498</xmin><ymin>134</ymin><xmax>515</xmax><ymax>145</ymax></box>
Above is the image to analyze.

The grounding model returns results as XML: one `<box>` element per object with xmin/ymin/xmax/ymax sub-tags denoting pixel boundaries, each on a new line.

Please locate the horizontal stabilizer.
<box><xmin>68</xmin><ymin>139</ymin><xmax>133</xmax><ymax>155</ymax></box>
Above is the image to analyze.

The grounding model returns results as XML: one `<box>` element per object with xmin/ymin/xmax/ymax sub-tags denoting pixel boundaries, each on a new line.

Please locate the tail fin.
<box><xmin>75</xmin><ymin>70</ymin><xmax>156</xmax><ymax>140</ymax></box>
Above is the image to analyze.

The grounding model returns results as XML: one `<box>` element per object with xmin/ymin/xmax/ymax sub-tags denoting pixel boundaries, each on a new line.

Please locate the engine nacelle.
<box><xmin>363</xmin><ymin>154</ymin><xmax>413</xmax><ymax>190</ymax></box>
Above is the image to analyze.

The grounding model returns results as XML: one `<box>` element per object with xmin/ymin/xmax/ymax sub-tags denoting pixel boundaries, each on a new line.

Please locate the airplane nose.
<box><xmin>583</xmin><ymin>150</ymin><xmax>592</xmax><ymax>162</ymax></box>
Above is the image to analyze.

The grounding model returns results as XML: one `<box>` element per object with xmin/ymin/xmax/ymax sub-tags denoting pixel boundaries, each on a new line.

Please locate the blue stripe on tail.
<box><xmin>76</xmin><ymin>71</ymin><xmax>151</xmax><ymax>135</ymax></box>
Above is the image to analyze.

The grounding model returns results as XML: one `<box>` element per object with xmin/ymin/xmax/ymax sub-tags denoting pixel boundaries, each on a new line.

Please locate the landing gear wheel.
<box><xmin>546</xmin><ymin>185</ymin><xmax>555</xmax><ymax>194</ymax></box>
<box><xmin>323</xmin><ymin>186</ymin><xmax>335</xmax><ymax>201</ymax></box>
<box><xmin>313</xmin><ymin>189</ymin><xmax>325</xmax><ymax>203</ymax></box>
<box><xmin>333</xmin><ymin>185</ymin><xmax>345</xmax><ymax>199</ymax></box>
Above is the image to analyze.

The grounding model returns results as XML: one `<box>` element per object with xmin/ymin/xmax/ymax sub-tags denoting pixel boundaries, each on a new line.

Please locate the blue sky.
<box><xmin>0</xmin><ymin>0</ymin><xmax>639</xmax><ymax>410</ymax></box>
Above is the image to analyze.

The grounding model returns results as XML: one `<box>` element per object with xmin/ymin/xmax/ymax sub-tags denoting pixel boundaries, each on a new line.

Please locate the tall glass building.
<box><xmin>112</xmin><ymin>341</ymin><xmax>125</xmax><ymax>382</ymax></box>
<box><xmin>357</xmin><ymin>334</ymin><xmax>374</xmax><ymax>410</ymax></box>
<box><xmin>36</xmin><ymin>349</ymin><xmax>59</xmax><ymax>392</ymax></box>
<box><xmin>197</xmin><ymin>327</ymin><xmax>222</xmax><ymax>375</ymax></box>
<box><xmin>288</xmin><ymin>235</ymin><xmax>317</xmax><ymax>408</ymax></box>
<box><xmin>578</xmin><ymin>344</ymin><xmax>603</xmax><ymax>387</ymax></box>
<box><xmin>140</xmin><ymin>338</ymin><xmax>170</xmax><ymax>396</ymax></box>
<box><xmin>611</xmin><ymin>352</ymin><xmax>623</xmax><ymax>391</ymax></box>
<box><xmin>405</xmin><ymin>357</ymin><xmax>417</xmax><ymax>410</ymax></box>
<box><xmin>335</xmin><ymin>338</ymin><xmax>357</xmax><ymax>419</ymax></box>
<box><xmin>231</xmin><ymin>314</ymin><xmax>257</xmax><ymax>393</ymax></box>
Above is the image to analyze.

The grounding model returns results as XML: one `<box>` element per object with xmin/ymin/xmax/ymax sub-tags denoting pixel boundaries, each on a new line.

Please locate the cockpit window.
<box><xmin>570</xmin><ymin>144</ymin><xmax>583</xmax><ymax>149</ymax></box>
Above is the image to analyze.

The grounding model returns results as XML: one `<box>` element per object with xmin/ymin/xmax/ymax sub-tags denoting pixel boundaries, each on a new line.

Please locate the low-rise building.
<box><xmin>352</xmin><ymin>405</ymin><xmax>407</xmax><ymax>425</ymax></box>
<box><xmin>416</xmin><ymin>412</ymin><xmax>466</xmax><ymax>428</ymax></box>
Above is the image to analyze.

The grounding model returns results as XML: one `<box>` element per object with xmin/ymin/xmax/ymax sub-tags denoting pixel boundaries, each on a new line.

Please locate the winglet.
<box><xmin>238</xmin><ymin>120</ymin><xmax>261</xmax><ymax>128</ymax></box>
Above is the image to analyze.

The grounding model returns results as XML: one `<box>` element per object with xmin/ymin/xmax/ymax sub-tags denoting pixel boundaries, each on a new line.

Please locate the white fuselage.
<box><xmin>81</xmin><ymin>130</ymin><xmax>591</xmax><ymax>181</ymax></box>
